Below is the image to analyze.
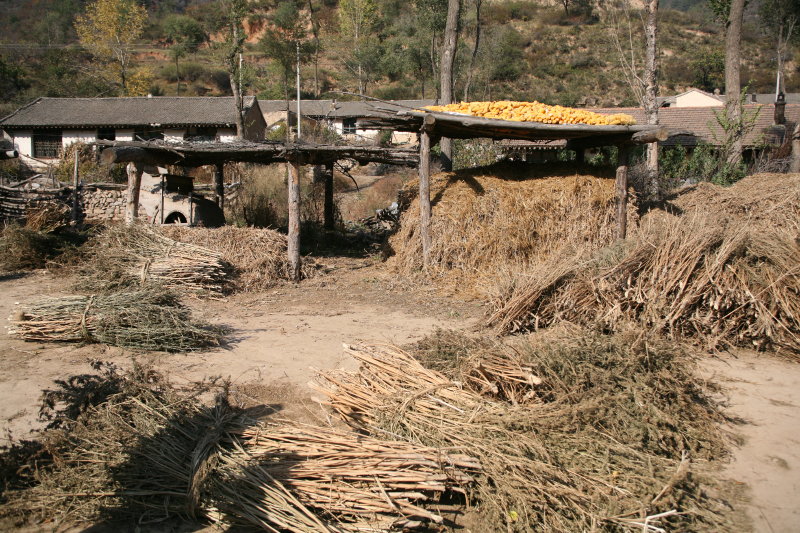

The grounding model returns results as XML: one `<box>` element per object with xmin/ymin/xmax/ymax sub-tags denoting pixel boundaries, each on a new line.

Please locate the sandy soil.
<box><xmin>1</xmin><ymin>264</ymin><xmax>799</xmax><ymax>532</ymax></box>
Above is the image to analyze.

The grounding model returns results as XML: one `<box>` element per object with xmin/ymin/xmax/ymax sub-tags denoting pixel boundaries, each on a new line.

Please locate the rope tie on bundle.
<box><xmin>80</xmin><ymin>294</ymin><xmax>95</xmax><ymax>341</ymax></box>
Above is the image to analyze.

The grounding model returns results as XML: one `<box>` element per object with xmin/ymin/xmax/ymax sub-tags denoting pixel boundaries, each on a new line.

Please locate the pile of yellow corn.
<box><xmin>424</xmin><ymin>101</ymin><xmax>636</xmax><ymax>126</ymax></box>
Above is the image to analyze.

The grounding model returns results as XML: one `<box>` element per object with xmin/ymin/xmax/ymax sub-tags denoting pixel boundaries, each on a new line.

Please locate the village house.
<box><xmin>0</xmin><ymin>96</ymin><xmax>267</xmax><ymax>169</ymax></box>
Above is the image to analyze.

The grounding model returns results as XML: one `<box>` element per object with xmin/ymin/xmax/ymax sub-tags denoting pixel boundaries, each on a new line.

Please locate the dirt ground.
<box><xmin>1</xmin><ymin>262</ymin><xmax>799</xmax><ymax>532</ymax></box>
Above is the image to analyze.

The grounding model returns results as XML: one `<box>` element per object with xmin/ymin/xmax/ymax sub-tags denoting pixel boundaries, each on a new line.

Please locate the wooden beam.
<box><xmin>101</xmin><ymin>146</ymin><xmax>181</xmax><ymax>166</ymax></box>
<box><xmin>214</xmin><ymin>162</ymin><xmax>225</xmax><ymax>209</ymax></box>
<box><xmin>615</xmin><ymin>146</ymin><xmax>631</xmax><ymax>240</ymax></box>
<box><xmin>287</xmin><ymin>161</ymin><xmax>302</xmax><ymax>282</ymax></box>
<box><xmin>791</xmin><ymin>123</ymin><xmax>800</xmax><ymax>174</ymax></box>
<box><xmin>125</xmin><ymin>162</ymin><xmax>143</xmax><ymax>225</ymax></box>
<box><xmin>419</xmin><ymin>118</ymin><xmax>434</xmax><ymax>268</ymax></box>
<box><xmin>323</xmin><ymin>162</ymin><xmax>335</xmax><ymax>230</ymax></box>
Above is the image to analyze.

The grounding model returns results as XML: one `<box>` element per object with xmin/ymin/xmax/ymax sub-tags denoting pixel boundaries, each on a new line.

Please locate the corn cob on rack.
<box><xmin>424</xmin><ymin>100</ymin><xmax>636</xmax><ymax>126</ymax></box>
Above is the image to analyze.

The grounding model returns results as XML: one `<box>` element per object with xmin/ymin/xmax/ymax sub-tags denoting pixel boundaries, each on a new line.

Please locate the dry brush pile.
<box><xmin>162</xmin><ymin>225</ymin><xmax>318</xmax><ymax>291</ymax></box>
<box><xmin>387</xmin><ymin>162</ymin><xmax>637</xmax><ymax>291</ymax></box>
<box><xmin>0</xmin><ymin>363</ymin><xmax>478</xmax><ymax>532</ymax></box>
<box><xmin>488</xmin><ymin>173</ymin><xmax>800</xmax><ymax>357</ymax></box>
<box><xmin>314</xmin><ymin>331</ymin><xmax>741</xmax><ymax>532</ymax></box>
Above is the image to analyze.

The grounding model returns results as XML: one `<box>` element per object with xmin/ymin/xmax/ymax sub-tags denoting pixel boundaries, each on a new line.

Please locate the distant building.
<box><xmin>0</xmin><ymin>96</ymin><xmax>266</xmax><ymax>169</ymax></box>
<box><xmin>259</xmin><ymin>99</ymin><xmax>437</xmax><ymax>143</ymax></box>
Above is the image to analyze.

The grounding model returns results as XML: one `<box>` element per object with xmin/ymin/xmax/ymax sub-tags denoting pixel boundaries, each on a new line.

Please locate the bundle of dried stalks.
<box><xmin>7</xmin><ymin>288</ymin><xmax>224</xmax><ymax>351</ymax></box>
<box><xmin>214</xmin><ymin>424</ymin><xmax>479</xmax><ymax>531</ymax></box>
<box><xmin>488</xmin><ymin>213</ymin><xmax>800</xmax><ymax>356</ymax></box>
<box><xmin>2</xmin><ymin>364</ymin><xmax>478</xmax><ymax>532</ymax></box>
<box><xmin>24</xmin><ymin>203</ymin><xmax>70</xmax><ymax>233</ymax></box>
<box><xmin>162</xmin><ymin>226</ymin><xmax>317</xmax><ymax>291</ymax></box>
<box><xmin>387</xmin><ymin>163</ymin><xmax>638</xmax><ymax>291</ymax></box>
<box><xmin>77</xmin><ymin>224</ymin><xmax>230</xmax><ymax>295</ymax></box>
<box><xmin>315</xmin><ymin>340</ymin><xmax>738</xmax><ymax>532</ymax></box>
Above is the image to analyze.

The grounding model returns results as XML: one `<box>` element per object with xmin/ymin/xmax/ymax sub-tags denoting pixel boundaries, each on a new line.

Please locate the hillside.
<box><xmin>0</xmin><ymin>0</ymin><xmax>795</xmax><ymax>114</ymax></box>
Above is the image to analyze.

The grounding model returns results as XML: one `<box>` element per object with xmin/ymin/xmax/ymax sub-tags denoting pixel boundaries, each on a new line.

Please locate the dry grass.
<box><xmin>162</xmin><ymin>225</ymin><xmax>318</xmax><ymax>291</ymax></box>
<box><xmin>386</xmin><ymin>162</ymin><xmax>637</xmax><ymax>293</ymax></box>
<box><xmin>315</xmin><ymin>333</ymin><xmax>741</xmax><ymax>532</ymax></box>
<box><xmin>488</xmin><ymin>209</ymin><xmax>800</xmax><ymax>357</ymax></box>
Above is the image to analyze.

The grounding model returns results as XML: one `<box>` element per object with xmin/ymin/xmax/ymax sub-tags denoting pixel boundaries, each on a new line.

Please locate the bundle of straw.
<box><xmin>7</xmin><ymin>288</ymin><xmax>223</xmax><ymax>351</ymax></box>
<box><xmin>216</xmin><ymin>424</ymin><xmax>479</xmax><ymax>531</ymax></box>
<box><xmin>488</xmin><ymin>213</ymin><xmax>800</xmax><ymax>356</ymax></box>
<box><xmin>78</xmin><ymin>224</ymin><xmax>231</xmax><ymax>294</ymax></box>
<box><xmin>162</xmin><ymin>226</ymin><xmax>317</xmax><ymax>291</ymax></box>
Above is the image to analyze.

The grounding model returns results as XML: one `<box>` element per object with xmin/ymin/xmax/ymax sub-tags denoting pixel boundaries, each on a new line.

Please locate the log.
<box><xmin>0</xmin><ymin>150</ymin><xmax>18</xmax><ymax>160</ymax></box>
<box><xmin>214</xmin><ymin>162</ymin><xmax>224</xmax><ymax>209</ymax></box>
<box><xmin>101</xmin><ymin>146</ymin><xmax>181</xmax><ymax>166</ymax></box>
<box><xmin>125</xmin><ymin>162</ymin><xmax>143</xmax><ymax>225</ymax></box>
<box><xmin>324</xmin><ymin>162</ymin><xmax>334</xmax><ymax>230</ymax></box>
<box><xmin>287</xmin><ymin>162</ymin><xmax>302</xmax><ymax>282</ymax></box>
<box><xmin>419</xmin><ymin>123</ymin><xmax>433</xmax><ymax>268</ymax></box>
<box><xmin>71</xmin><ymin>149</ymin><xmax>80</xmax><ymax>224</ymax></box>
<box><xmin>615</xmin><ymin>146</ymin><xmax>630</xmax><ymax>240</ymax></box>
<box><xmin>791</xmin><ymin>123</ymin><xmax>800</xmax><ymax>174</ymax></box>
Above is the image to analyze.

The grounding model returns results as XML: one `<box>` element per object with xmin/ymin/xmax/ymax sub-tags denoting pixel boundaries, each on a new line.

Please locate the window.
<box><xmin>134</xmin><ymin>127</ymin><xmax>164</xmax><ymax>141</ymax></box>
<box><xmin>32</xmin><ymin>129</ymin><xmax>62</xmax><ymax>158</ymax></box>
<box><xmin>342</xmin><ymin>118</ymin><xmax>357</xmax><ymax>135</ymax></box>
<box><xmin>98</xmin><ymin>128</ymin><xmax>115</xmax><ymax>141</ymax></box>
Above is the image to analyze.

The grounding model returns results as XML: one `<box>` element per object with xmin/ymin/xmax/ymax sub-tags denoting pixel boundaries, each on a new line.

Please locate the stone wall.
<box><xmin>80</xmin><ymin>184</ymin><xmax>145</xmax><ymax>221</ymax></box>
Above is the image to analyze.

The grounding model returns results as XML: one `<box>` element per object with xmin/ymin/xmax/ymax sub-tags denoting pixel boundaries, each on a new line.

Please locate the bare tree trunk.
<box><xmin>725</xmin><ymin>0</ymin><xmax>746</xmax><ymax>166</ymax></box>
<box><xmin>644</xmin><ymin>0</ymin><xmax>660</xmax><ymax>200</ymax></box>
<box><xmin>125</xmin><ymin>162</ymin><xmax>143</xmax><ymax>225</ymax></box>
<box><xmin>439</xmin><ymin>0</ymin><xmax>461</xmax><ymax>171</ymax></box>
<box><xmin>287</xmin><ymin>162</ymin><xmax>301</xmax><ymax>281</ymax></box>
<box><xmin>462</xmin><ymin>0</ymin><xmax>482</xmax><ymax>102</ymax></box>
<box><xmin>307</xmin><ymin>0</ymin><xmax>321</xmax><ymax>97</ymax></box>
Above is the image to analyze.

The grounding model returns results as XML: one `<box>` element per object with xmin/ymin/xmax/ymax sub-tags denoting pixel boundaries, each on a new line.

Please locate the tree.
<box><xmin>758</xmin><ymin>0</ymin><xmax>799</xmax><ymax>96</ymax></box>
<box><xmin>462</xmin><ymin>0</ymin><xmax>482</xmax><ymax>101</ymax></box>
<box><xmin>690</xmin><ymin>50</ymin><xmax>724</xmax><ymax>92</ymax></box>
<box><xmin>339</xmin><ymin>0</ymin><xmax>377</xmax><ymax>95</ymax></box>
<box><xmin>723</xmin><ymin>0</ymin><xmax>746</xmax><ymax>166</ymax></box>
<box><xmin>75</xmin><ymin>0</ymin><xmax>149</xmax><ymax>95</ymax></box>
<box><xmin>260</xmin><ymin>0</ymin><xmax>312</xmax><ymax>100</ymax></box>
<box><xmin>439</xmin><ymin>0</ymin><xmax>461</xmax><ymax>170</ymax></box>
<box><xmin>163</xmin><ymin>15</ymin><xmax>207</xmax><ymax>95</ymax></box>
<box><xmin>218</xmin><ymin>0</ymin><xmax>247</xmax><ymax>138</ymax></box>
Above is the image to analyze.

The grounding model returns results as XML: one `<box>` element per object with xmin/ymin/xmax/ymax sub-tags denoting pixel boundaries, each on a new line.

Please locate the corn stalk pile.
<box><xmin>0</xmin><ymin>365</ymin><xmax>478</xmax><ymax>532</ymax></box>
<box><xmin>161</xmin><ymin>226</ymin><xmax>318</xmax><ymax>291</ymax></box>
<box><xmin>425</xmin><ymin>101</ymin><xmax>635</xmax><ymax>125</ymax></box>
<box><xmin>488</xmin><ymin>213</ymin><xmax>800</xmax><ymax>357</ymax></box>
<box><xmin>78</xmin><ymin>224</ymin><xmax>231</xmax><ymax>295</ymax></box>
<box><xmin>313</xmin><ymin>339</ymin><xmax>739</xmax><ymax>532</ymax></box>
<box><xmin>6</xmin><ymin>288</ymin><xmax>223</xmax><ymax>352</ymax></box>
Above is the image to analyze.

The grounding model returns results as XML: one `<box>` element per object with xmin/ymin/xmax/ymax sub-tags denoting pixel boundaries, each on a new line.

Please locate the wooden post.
<box><xmin>71</xmin><ymin>148</ymin><xmax>80</xmax><ymax>224</ymax></box>
<box><xmin>419</xmin><ymin>117</ymin><xmax>434</xmax><ymax>268</ymax></box>
<box><xmin>323</xmin><ymin>162</ymin><xmax>335</xmax><ymax>230</ymax></box>
<box><xmin>791</xmin><ymin>123</ymin><xmax>800</xmax><ymax>174</ymax></box>
<box><xmin>615</xmin><ymin>145</ymin><xmax>630</xmax><ymax>240</ymax></box>
<box><xmin>125</xmin><ymin>162</ymin><xmax>143</xmax><ymax>225</ymax></box>
<box><xmin>287</xmin><ymin>161</ymin><xmax>302</xmax><ymax>282</ymax></box>
<box><xmin>214</xmin><ymin>162</ymin><xmax>225</xmax><ymax>209</ymax></box>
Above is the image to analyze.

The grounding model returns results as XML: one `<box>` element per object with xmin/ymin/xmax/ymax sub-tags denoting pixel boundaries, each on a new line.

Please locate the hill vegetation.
<box><xmin>0</xmin><ymin>0</ymin><xmax>796</xmax><ymax>115</ymax></box>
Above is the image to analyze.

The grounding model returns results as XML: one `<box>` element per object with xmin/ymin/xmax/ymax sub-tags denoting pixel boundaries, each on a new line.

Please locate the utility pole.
<box><xmin>296</xmin><ymin>41</ymin><xmax>302</xmax><ymax>140</ymax></box>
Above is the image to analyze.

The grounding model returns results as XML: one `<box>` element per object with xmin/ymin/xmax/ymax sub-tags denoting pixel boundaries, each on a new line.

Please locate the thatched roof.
<box><xmin>0</xmin><ymin>97</ymin><xmax>260</xmax><ymax>130</ymax></box>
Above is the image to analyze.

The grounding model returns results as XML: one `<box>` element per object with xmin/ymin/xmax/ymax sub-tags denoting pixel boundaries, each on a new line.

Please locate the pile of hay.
<box><xmin>386</xmin><ymin>162</ymin><xmax>638</xmax><ymax>290</ymax></box>
<box><xmin>662</xmin><ymin>172</ymin><xmax>800</xmax><ymax>230</ymax></box>
<box><xmin>162</xmin><ymin>226</ymin><xmax>317</xmax><ymax>291</ymax></box>
<box><xmin>7</xmin><ymin>288</ymin><xmax>224</xmax><ymax>352</ymax></box>
<box><xmin>77</xmin><ymin>224</ymin><xmax>231</xmax><ymax>295</ymax></box>
<box><xmin>315</xmin><ymin>333</ymin><xmax>739</xmax><ymax>532</ymax></box>
<box><xmin>488</xmin><ymin>198</ymin><xmax>800</xmax><ymax>357</ymax></box>
<box><xmin>1</xmin><ymin>364</ymin><xmax>477</xmax><ymax>532</ymax></box>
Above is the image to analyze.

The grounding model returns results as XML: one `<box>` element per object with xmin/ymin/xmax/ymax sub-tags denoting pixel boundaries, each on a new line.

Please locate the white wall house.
<box><xmin>259</xmin><ymin>99</ymin><xmax>437</xmax><ymax>144</ymax></box>
<box><xmin>1</xmin><ymin>96</ymin><xmax>267</xmax><ymax>170</ymax></box>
